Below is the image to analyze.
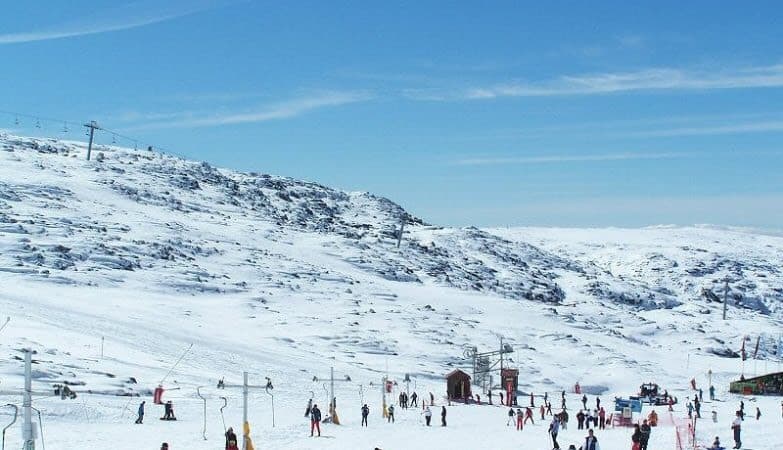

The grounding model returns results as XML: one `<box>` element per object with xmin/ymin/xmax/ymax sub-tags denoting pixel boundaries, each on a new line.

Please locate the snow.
<box><xmin>0</xmin><ymin>133</ymin><xmax>782</xmax><ymax>449</ymax></box>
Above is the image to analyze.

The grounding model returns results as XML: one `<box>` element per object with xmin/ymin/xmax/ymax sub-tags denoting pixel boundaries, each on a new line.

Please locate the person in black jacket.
<box><xmin>310</xmin><ymin>405</ymin><xmax>322</xmax><ymax>437</ymax></box>
<box><xmin>225</xmin><ymin>427</ymin><xmax>238</xmax><ymax>450</ymax></box>
<box><xmin>361</xmin><ymin>404</ymin><xmax>370</xmax><ymax>427</ymax></box>
<box><xmin>640</xmin><ymin>419</ymin><xmax>652</xmax><ymax>450</ymax></box>
<box><xmin>441</xmin><ymin>406</ymin><xmax>447</xmax><ymax>426</ymax></box>
<box><xmin>631</xmin><ymin>424</ymin><xmax>642</xmax><ymax>449</ymax></box>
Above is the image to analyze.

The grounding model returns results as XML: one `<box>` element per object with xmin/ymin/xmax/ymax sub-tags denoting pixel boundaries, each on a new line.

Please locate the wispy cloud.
<box><xmin>454</xmin><ymin>151</ymin><xmax>699</xmax><ymax>166</ymax></box>
<box><xmin>0</xmin><ymin>0</ymin><xmax>233</xmax><ymax>45</ymax></box>
<box><xmin>621</xmin><ymin>120</ymin><xmax>783</xmax><ymax>138</ymax></box>
<box><xmin>120</xmin><ymin>91</ymin><xmax>373</xmax><ymax>131</ymax></box>
<box><xmin>406</xmin><ymin>63</ymin><xmax>783</xmax><ymax>101</ymax></box>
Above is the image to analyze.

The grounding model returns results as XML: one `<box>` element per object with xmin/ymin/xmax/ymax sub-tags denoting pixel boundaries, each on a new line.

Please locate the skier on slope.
<box><xmin>361</xmin><ymin>404</ymin><xmax>370</xmax><ymax>427</ymax></box>
<box><xmin>525</xmin><ymin>406</ymin><xmax>535</xmax><ymax>425</ymax></box>
<box><xmin>639</xmin><ymin>419</ymin><xmax>651</xmax><ymax>450</ymax></box>
<box><xmin>423</xmin><ymin>406</ymin><xmax>432</xmax><ymax>426</ymax></box>
<box><xmin>516</xmin><ymin>408</ymin><xmax>524</xmax><ymax>430</ymax></box>
<box><xmin>580</xmin><ymin>428</ymin><xmax>601</xmax><ymax>450</ymax></box>
<box><xmin>582</xmin><ymin>395</ymin><xmax>588</xmax><ymax>410</ymax></box>
<box><xmin>135</xmin><ymin>400</ymin><xmax>145</xmax><ymax>424</ymax></box>
<box><xmin>387</xmin><ymin>404</ymin><xmax>395</xmax><ymax>423</ymax></box>
<box><xmin>411</xmin><ymin>392</ymin><xmax>418</xmax><ymax>407</ymax></box>
<box><xmin>547</xmin><ymin>401</ymin><xmax>553</xmax><ymax>416</ymax></box>
<box><xmin>731</xmin><ymin>410</ymin><xmax>742</xmax><ymax>449</ymax></box>
<box><xmin>225</xmin><ymin>427</ymin><xmax>239</xmax><ymax>450</ymax></box>
<box><xmin>310</xmin><ymin>404</ymin><xmax>322</xmax><ymax>437</ymax></box>
<box><xmin>507</xmin><ymin>407</ymin><xmax>515</xmax><ymax>426</ymax></box>
<box><xmin>441</xmin><ymin>406</ymin><xmax>447</xmax><ymax>426</ymax></box>
<box><xmin>631</xmin><ymin>423</ymin><xmax>642</xmax><ymax>450</ymax></box>
<box><xmin>549</xmin><ymin>415</ymin><xmax>561</xmax><ymax>449</ymax></box>
<box><xmin>577</xmin><ymin>409</ymin><xmax>586</xmax><ymax>430</ymax></box>
<box><xmin>755</xmin><ymin>406</ymin><xmax>761</xmax><ymax>420</ymax></box>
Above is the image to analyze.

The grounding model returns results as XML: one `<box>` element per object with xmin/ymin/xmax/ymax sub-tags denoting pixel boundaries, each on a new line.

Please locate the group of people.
<box><xmin>576</xmin><ymin>407</ymin><xmax>607</xmax><ymax>430</ymax></box>
<box><xmin>398</xmin><ymin>391</ymin><xmax>418</xmax><ymax>409</ymax></box>
<box><xmin>134</xmin><ymin>400</ymin><xmax>177</xmax><ymax>424</ymax></box>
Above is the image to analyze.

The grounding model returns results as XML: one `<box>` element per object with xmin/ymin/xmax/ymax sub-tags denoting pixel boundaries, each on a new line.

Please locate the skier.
<box><xmin>580</xmin><ymin>428</ymin><xmax>601</xmax><ymax>450</ymax></box>
<box><xmin>540</xmin><ymin>404</ymin><xmax>546</xmax><ymax>421</ymax></box>
<box><xmin>712</xmin><ymin>410</ymin><xmax>718</xmax><ymax>423</ymax></box>
<box><xmin>549</xmin><ymin>415</ymin><xmax>561</xmax><ymax>449</ymax></box>
<box><xmin>411</xmin><ymin>392</ymin><xmax>418</xmax><ymax>407</ymax></box>
<box><xmin>135</xmin><ymin>400</ymin><xmax>145</xmax><ymax>424</ymax></box>
<box><xmin>488</xmin><ymin>390</ymin><xmax>493</xmax><ymax>405</ymax></box>
<box><xmin>516</xmin><ymin>408</ymin><xmax>524</xmax><ymax>430</ymax></box>
<box><xmin>387</xmin><ymin>404</ymin><xmax>395</xmax><ymax>423</ymax></box>
<box><xmin>709</xmin><ymin>385</ymin><xmax>716</xmax><ymax>401</ymax></box>
<box><xmin>755</xmin><ymin>406</ymin><xmax>761</xmax><ymax>420</ymax></box>
<box><xmin>310</xmin><ymin>404</ymin><xmax>322</xmax><ymax>437</ymax></box>
<box><xmin>561</xmin><ymin>410</ymin><xmax>569</xmax><ymax>430</ymax></box>
<box><xmin>687</xmin><ymin>401</ymin><xmax>693</xmax><ymax>419</ymax></box>
<box><xmin>162</xmin><ymin>401</ymin><xmax>176</xmax><ymax>421</ymax></box>
<box><xmin>695</xmin><ymin>397</ymin><xmax>702</xmax><ymax>418</ymax></box>
<box><xmin>530</xmin><ymin>392</ymin><xmax>535</xmax><ymax>407</ymax></box>
<box><xmin>423</xmin><ymin>406</ymin><xmax>432</xmax><ymax>426</ymax></box>
<box><xmin>598</xmin><ymin>407</ymin><xmax>606</xmax><ymax>430</ymax></box>
<box><xmin>361</xmin><ymin>404</ymin><xmax>370</xmax><ymax>427</ymax></box>
<box><xmin>524</xmin><ymin>406</ymin><xmax>535</xmax><ymax>425</ymax></box>
<box><xmin>441</xmin><ymin>406</ymin><xmax>447</xmax><ymax>426</ymax></box>
<box><xmin>640</xmin><ymin>419</ymin><xmax>651</xmax><ymax>450</ymax></box>
<box><xmin>631</xmin><ymin>424</ymin><xmax>642</xmax><ymax>450</ymax></box>
<box><xmin>596</xmin><ymin>397</ymin><xmax>600</xmax><ymax>410</ymax></box>
<box><xmin>711</xmin><ymin>436</ymin><xmax>724</xmax><ymax>450</ymax></box>
<box><xmin>699</xmin><ymin>388</ymin><xmax>704</xmax><ymax>402</ymax></box>
<box><xmin>668</xmin><ymin>397</ymin><xmax>674</xmax><ymax>412</ymax></box>
<box><xmin>160</xmin><ymin>444</ymin><xmax>169</xmax><ymax>450</ymax></box>
<box><xmin>731</xmin><ymin>410</ymin><xmax>742</xmax><ymax>449</ymax></box>
<box><xmin>305</xmin><ymin>398</ymin><xmax>313</xmax><ymax>417</ymax></box>
<box><xmin>225</xmin><ymin>427</ymin><xmax>239</xmax><ymax>450</ymax></box>
<box><xmin>546</xmin><ymin>401</ymin><xmax>553</xmax><ymax>416</ymax></box>
<box><xmin>739</xmin><ymin>401</ymin><xmax>745</xmax><ymax>420</ymax></box>
<box><xmin>582</xmin><ymin>394</ymin><xmax>588</xmax><ymax>410</ymax></box>
<box><xmin>429</xmin><ymin>392</ymin><xmax>435</xmax><ymax>406</ymax></box>
<box><xmin>500</xmin><ymin>391</ymin><xmax>505</xmax><ymax>406</ymax></box>
<box><xmin>577</xmin><ymin>410</ymin><xmax>586</xmax><ymax>430</ymax></box>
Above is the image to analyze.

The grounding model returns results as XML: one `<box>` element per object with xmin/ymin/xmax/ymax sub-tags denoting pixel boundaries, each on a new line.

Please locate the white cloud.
<box><xmin>121</xmin><ymin>91</ymin><xmax>373</xmax><ymax>131</ymax></box>
<box><xmin>408</xmin><ymin>63</ymin><xmax>783</xmax><ymax>100</ymax></box>
<box><xmin>0</xmin><ymin>0</ymin><xmax>233</xmax><ymax>45</ymax></box>
<box><xmin>621</xmin><ymin>120</ymin><xmax>783</xmax><ymax>138</ymax></box>
<box><xmin>454</xmin><ymin>151</ymin><xmax>698</xmax><ymax>166</ymax></box>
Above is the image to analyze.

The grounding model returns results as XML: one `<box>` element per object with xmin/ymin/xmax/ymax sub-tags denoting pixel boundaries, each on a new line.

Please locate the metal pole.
<box><xmin>100</xmin><ymin>337</ymin><xmax>104</xmax><ymax>359</ymax></box>
<box><xmin>396</xmin><ymin>220</ymin><xmax>405</xmax><ymax>249</ymax></box>
<box><xmin>23</xmin><ymin>350</ymin><xmax>33</xmax><ymax>450</ymax></box>
<box><xmin>723</xmin><ymin>279</ymin><xmax>729</xmax><ymax>320</ymax></box>
<box><xmin>330</xmin><ymin>366</ymin><xmax>335</xmax><ymax>415</ymax></box>
<box><xmin>197</xmin><ymin>387</ymin><xmax>207</xmax><ymax>440</ymax></box>
<box><xmin>84</xmin><ymin>121</ymin><xmax>97</xmax><ymax>161</ymax></box>
<box><xmin>242</xmin><ymin>372</ymin><xmax>248</xmax><ymax>450</ymax></box>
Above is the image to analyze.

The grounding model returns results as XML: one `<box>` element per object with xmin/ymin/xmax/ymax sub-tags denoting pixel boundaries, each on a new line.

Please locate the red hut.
<box><xmin>446</xmin><ymin>369</ymin><xmax>472</xmax><ymax>402</ymax></box>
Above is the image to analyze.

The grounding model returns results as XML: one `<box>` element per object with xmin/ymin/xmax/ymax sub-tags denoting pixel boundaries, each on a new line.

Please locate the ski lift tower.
<box><xmin>464</xmin><ymin>338</ymin><xmax>514</xmax><ymax>391</ymax></box>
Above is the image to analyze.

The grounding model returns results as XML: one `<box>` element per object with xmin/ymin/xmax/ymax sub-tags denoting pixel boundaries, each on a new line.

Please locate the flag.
<box><xmin>753</xmin><ymin>336</ymin><xmax>760</xmax><ymax>359</ymax></box>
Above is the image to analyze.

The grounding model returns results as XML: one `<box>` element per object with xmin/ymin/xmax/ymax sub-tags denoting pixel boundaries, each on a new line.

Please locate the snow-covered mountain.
<box><xmin>0</xmin><ymin>133</ymin><xmax>781</xmax><ymax>449</ymax></box>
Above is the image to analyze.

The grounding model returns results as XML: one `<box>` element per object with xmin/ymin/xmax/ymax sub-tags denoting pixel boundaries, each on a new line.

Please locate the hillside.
<box><xmin>0</xmin><ymin>133</ymin><xmax>781</xmax><ymax>449</ymax></box>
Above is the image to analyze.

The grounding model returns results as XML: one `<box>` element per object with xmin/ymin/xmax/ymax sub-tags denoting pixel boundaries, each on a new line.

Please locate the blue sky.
<box><xmin>1</xmin><ymin>1</ymin><xmax>782</xmax><ymax>228</ymax></box>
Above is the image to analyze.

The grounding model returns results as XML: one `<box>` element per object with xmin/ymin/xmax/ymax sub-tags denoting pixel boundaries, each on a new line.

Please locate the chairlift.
<box><xmin>14</xmin><ymin>116</ymin><xmax>19</xmax><ymax>126</ymax></box>
<box><xmin>62</xmin><ymin>122</ymin><xmax>69</xmax><ymax>133</ymax></box>
<box><xmin>111</xmin><ymin>134</ymin><xmax>117</xmax><ymax>144</ymax></box>
<box><xmin>35</xmin><ymin>118</ymin><xmax>41</xmax><ymax>128</ymax></box>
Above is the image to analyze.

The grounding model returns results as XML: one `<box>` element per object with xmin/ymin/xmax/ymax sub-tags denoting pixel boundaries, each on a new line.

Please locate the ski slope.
<box><xmin>0</xmin><ymin>133</ymin><xmax>781</xmax><ymax>449</ymax></box>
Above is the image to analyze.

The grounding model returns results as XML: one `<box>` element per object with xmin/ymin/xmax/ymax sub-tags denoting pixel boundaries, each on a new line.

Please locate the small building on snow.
<box><xmin>446</xmin><ymin>369</ymin><xmax>472</xmax><ymax>401</ymax></box>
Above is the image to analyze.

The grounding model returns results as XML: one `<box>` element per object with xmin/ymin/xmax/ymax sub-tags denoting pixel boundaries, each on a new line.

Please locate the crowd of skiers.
<box><xmin>138</xmin><ymin>382</ymin><xmax>782</xmax><ymax>449</ymax></box>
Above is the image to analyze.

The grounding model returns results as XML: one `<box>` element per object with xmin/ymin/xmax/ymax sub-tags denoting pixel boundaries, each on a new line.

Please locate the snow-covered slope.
<box><xmin>0</xmin><ymin>133</ymin><xmax>782</xmax><ymax>449</ymax></box>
